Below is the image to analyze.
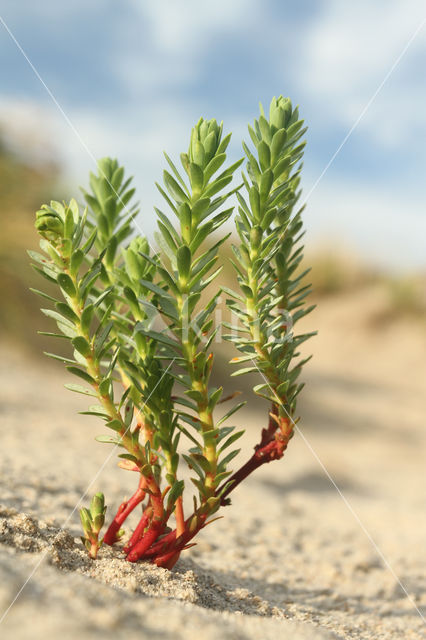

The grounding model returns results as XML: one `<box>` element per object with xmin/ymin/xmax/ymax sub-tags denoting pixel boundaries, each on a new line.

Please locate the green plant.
<box><xmin>29</xmin><ymin>96</ymin><xmax>314</xmax><ymax>569</ymax></box>
<box><xmin>80</xmin><ymin>492</ymin><xmax>107</xmax><ymax>559</ymax></box>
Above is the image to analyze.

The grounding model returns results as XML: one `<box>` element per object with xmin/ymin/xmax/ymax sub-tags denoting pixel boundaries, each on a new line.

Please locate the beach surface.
<box><xmin>0</xmin><ymin>287</ymin><xmax>425</xmax><ymax>639</ymax></box>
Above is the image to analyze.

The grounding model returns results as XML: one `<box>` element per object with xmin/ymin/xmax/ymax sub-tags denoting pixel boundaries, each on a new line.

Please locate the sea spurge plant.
<box><xmin>29</xmin><ymin>96</ymin><xmax>315</xmax><ymax>570</ymax></box>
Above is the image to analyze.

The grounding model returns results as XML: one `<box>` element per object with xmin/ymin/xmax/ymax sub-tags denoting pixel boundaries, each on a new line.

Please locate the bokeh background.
<box><xmin>0</xmin><ymin>5</ymin><xmax>425</xmax><ymax>636</ymax></box>
<box><xmin>1</xmin><ymin>0</ymin><xmax>426</xmax><ymax>348</ymax></box>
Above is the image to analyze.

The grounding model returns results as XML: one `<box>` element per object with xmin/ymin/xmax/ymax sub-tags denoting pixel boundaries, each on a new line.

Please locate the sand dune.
<box><xmin>0</xmin><ymin>287</ymin><xmax>425</xmax><ymax>639</ymax></box>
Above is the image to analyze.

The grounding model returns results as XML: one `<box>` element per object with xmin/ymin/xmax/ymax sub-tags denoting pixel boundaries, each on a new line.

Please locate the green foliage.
<box><xmin>29</xmin><ymin>97</ymin><xmax>315</xmax><ymax>566</ymax></box>
<box><xmin>224</xmin><ymin>96</ymin><xmax>315</xmax><ymax>418</ymax></box>
<box><xmin>79</xmin><ymin>492</ymin><xmax>107</xmax><ymax>559</ymax></box>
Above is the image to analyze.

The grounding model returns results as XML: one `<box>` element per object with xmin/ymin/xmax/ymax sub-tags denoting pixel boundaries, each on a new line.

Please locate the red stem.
<box><xmin>217</xmin><ymin>405</ymin><xmax>292</xmax><ymax>504</ymax></box>
<box><xmin>123</xmin><ymin>507</ymin><xmax>152</xmax><ymax>553</ymax></box>
<box><xmin>103</xmin><ymin>478</ymin><xmax>146</xmax><ymax>546</ymax></box>
<box><xmin>154</xmin><ymin>549</ymin><xmax>181</xmax><ymax>569</ymax></box>
<box><xmin>133</xmin><ymin>512</ymin><xmax>208</xmax><ymax>565</ymax></box>
<box><xmin>139</xmin><ymin>529</ymin><xmax>177</xmax><ymax>558</ymax></box>
<box><xmin>126</xmin><ymin>522</ymin><xmax>165</xmax><ymax>562</ymax></box>
<box><xmin>120</xmin><ymin>406</ymin><xmax>293</xmax><ymax>567</ymax></box>
<box><xmin>126</xmin><ymin>475</ymin><xmax>166</xmax><ymax>562</ymax></box>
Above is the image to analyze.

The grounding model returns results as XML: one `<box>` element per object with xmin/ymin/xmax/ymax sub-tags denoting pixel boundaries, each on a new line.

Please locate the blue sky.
<box><xmin>1</xmin><ymin>1</ymin><xmax>426</xmax><ymax>269</ymax></box>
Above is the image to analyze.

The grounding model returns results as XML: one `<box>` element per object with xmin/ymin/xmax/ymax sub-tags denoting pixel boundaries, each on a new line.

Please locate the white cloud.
<box><xmin>138</xmin><ymin>0</ymin><xmax>254</xmax><ymax>52</ymax></box>
<box><xmin>2</xmin><ymin>2</ymin><xmax>425</xmax><ymax>269</ymax></box>
<box><xmin>0</xmin><ymin>97</ymin><xmax>204</xmax><ymax>238</ymax></box>
<box><xmin>113</xmin><ymin>0</ymin><xmax>258</xmax><ymax>96</ymax></box>
<box><xmin>304</xmin><ymin>177</ymin><xmax>426</xmax><ymax>270</ymax></box>
<box><xmin>2</xmin><ymin>97</ymin><xmax>425</xmax><ymax>270</ymax></box>
<box><xmin>299</xmin><ymin>0</ymin><xmax>426</xmax><ymax>147</ymax></box>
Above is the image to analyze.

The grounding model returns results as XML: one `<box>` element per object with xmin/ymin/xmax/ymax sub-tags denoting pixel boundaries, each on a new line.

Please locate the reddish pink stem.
<box><xmin>126</xmin><ymin>522</ymin><xmax>165</xmax><ymax>562</ymax></box>
<box><xmin>153</xmin><ymin>549</ymin><xmax>181</xmax><ymax>569</ymax></box>
<box><xmin>217</xmin><ymin>404</ymin><xmax>291</xmax><ymax>504</ymax></box>
<box><xmin>103</xmin><ymin>482</ymin><xmax>146</xmax><ymax>546</ymax></box>
<box><xmin>123</xmin><ymin>508</ymin><xmax>151</xmax><ymax>553</ymax></box>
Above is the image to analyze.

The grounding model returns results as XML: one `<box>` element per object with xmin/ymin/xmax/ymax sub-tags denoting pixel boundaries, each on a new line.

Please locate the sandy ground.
<box><xmin>0</xmin><ymin>286</ymin><xmax>425</xmax><ymax>639</ymax></box>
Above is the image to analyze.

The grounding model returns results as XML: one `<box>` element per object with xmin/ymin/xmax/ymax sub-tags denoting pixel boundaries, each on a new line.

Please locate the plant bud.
<box><xmin>123</xmin><ymin>237</ymin><xmax>148</xmax><ymax>282</ymax></box>
<box><xmin>190</xmin><ymin>118</ymin><xmax>221</xmax><ymax>168</ymax></box>
<box><xmin>269</xmin><ymin>95</ymin><xmax>292</xmax><ymax>130</ymax></box>
<box><xmin>35</xmin><ymin>209</ymin><xmax>64</xmax><ymax>242</ymax></box>
<box><xmin>90</xmin><ymin>492</ymin><xmax>105</xmax><ymax>517</ymax></box>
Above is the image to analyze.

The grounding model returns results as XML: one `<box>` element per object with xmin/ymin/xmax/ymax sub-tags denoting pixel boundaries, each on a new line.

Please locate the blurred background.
<box><xmin>0</xmin><ymin>2</ymin><xmax>425</xmax><ymax>612</ymax></box>
<box><xmin>0</xmin><ymin>0</ymin><xmax>425</xmax><ymax>350</ymax></box>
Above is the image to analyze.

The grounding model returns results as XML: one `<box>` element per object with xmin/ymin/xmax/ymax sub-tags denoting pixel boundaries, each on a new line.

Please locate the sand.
<box><xmin>0</xmin><ymin>287</ymin><xmax>425</xmax><ymax>639</ymax></box>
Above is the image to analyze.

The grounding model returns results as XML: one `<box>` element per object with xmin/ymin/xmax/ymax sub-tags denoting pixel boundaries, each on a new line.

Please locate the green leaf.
<box><xmin>219</xmin><ymin>430</ymin><xmax>245</xmax><ymax>452</ymax></box>
<box><xmin>80</xmin><ymin>507</ymin><xmax>92</xmax><ymax>530</ymax></box>
<box><xmin>208</xmin><ymin>386</ymin><xmax>223</xmax><ymax>410</ymax></box>
<box><xmin>135</xmin><ymin>325</ymin><xmax>180</xmax><ymax>351</ymax></box>
<box><xmin>167</xmin><ymin>480</ymin><xmax>185</xmax><ymax>510</ymax></box>
<box><xmin>29</xmin><ymin>288</ymin><xmax>59</xmax><ymax>304</ymax></box>
<box><xmin>111</xmin><ymin>165</ymin><xmax>124</xmax><ymax>190</ymax></box>
<box><xmin>217</xmin><ymin>402</ymin><xmax>246</xmax><ymax>427</ymax></box>
<box><xmin>94</xmin><ymin>321</ymin><xmax>113</xmax><ymax>356</ymax></box>
<box><xmin>44</xmin><ymin>352</ymin><xmax>76</xmax><ymax>365</ymax></box>
<box><xmin>41</xmin><ymin>308</ymin><xmax>74</xmax><ymax>328</ymax></box>
<box><xmin>177</xmin><ymin>245</ymin><xmax>191</xmax><ymax>281</ymax></box>
<box><xmin>31</xmin><ymin>264</ymin><xmax>57</xmax><ymax>284</ymax></box>
<box><xmin>72</xmin><ymin>336</ymin><xmax>91</xmax><ymax>357</ymax></box>
<box><xmin>118</xmin><ymin>453</ymin><xmax>138</xmax><ymax>462</ymax></box>
<box><xmin>189</xmin><ymin>163</ymin><xmax>204</xmax><ymax>192</ymax></box>
<box><xmin>230</xmin><ymin>366</ymin><xmax>259</xmax><ymax>377</ymax></box>
<box><xmin>157</xmin><ymin>221</ymin><xmax>178</xmax><ymax>254</ymax></box>
<box><xmin>203</xmin><ymin>175</ymin><xmax>232</xmax><ymax>199</ymax></box>
<box><xmin>257</xmin><ymin>140</ymin><xmax>271</xmax><ymax>171</ymax></box>
<box><xmin>218</xmin><ymin>448</ymin><xmax>241</xmax><ymax>471</ymax></box>
<box><xmin>95</xmin><ymin>434</ymin><xmax>122</xmax><ymax>444</ymax></box>
<box><xmin>92</xmin><ymin>287</ymin><xmax>113</xmax><ymax>308</ymax></box>
<box><xmin>124</xmin><ymin>400</ymin><xmax>134</xmax><ymax>427</ymax></box>
<box><xmin>70</xmin><ymin>249</ymin><xmax>85</xmax><ymax>277</ymax></box>
<box><xmin>191</xmin><ymin>197</ymin><xmax>210</xmax><ymax>222</ymax></box>
<box><xmin>64</xmin><ymin>383</ymin><xmax>97</xmax><ymax>397</ymax></box>
<box><xmin>56</xmin><ymin>302</ymin><xmax>79</xmax><ymax>324</ymax></box>
<box><xmin>192</xmin><ymin>140</ymin><xmax>205</xmax><ymax>167</ymax></box>
<box><xmin>27</xmin><ymin>250</ymin><xmax>51</xmax><ymax>266</ymax></box>
<box><xmin>203</xmin><ymin>153</ymin><xmax>226</xmax><ymax>183</ymax></box>
<box><xmin>182</xmin><ymin>454</ymin><xmax>204</xmax><ymax>479</ymax></box>
<box><xmin>258</xmin><ymin>115</ymin><xmax>271</xmax><ymax>143</ymax></box>
<box><xmin>81</xmin><ymin>304</ymin><xmax>94</xmax><ymax>335</ymax></box>
<box><xmin>164</xmin><ymin>152</ymin><xmax>189</xmax><ymax>192</ymax></box>
<box><xmin>249</xmin><ymin>186</ymin><xmax>260</xmax><ymax>221</ymax></box>
<box><xmin>66</xmin><ymin>366</ymin><xmax>96</xmax><ymax>385</ymax></box>
<box><xmin>82</xmin><ymin>404</ymin><xmax>110</xmax><ymax>417</ymax></box>
<box><xmin>175</xmin><ymin>422</ymin><xmax>202</xmax><ymax>447</ymax></box>
<box><xmin>163</xmin><ymin>170</ymin><xmax>188</xmax><ymax>203</ymax></box>
<box><xmin>260</xmin><ymin>169</ymin><xmax>273</xmax><ymax>204</ymax></box>
<box><xmin>138</xmin><ymin>279</ymin><xmax>171</xmax><ymax>300</ymax></box>
<box><xmin>270</xmin><ymin>128</ymin><xmax>287</xmax><ymax>164</ymax></box>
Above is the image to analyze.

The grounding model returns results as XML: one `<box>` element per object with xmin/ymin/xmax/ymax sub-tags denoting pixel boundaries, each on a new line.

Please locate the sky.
<box><xmin>1</xmin><ymin>0</ymin><xmax>426</xmax><ymax>270</ymax></box>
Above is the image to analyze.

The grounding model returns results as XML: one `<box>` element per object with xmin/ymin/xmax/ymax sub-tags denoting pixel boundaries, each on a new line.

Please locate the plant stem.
<box><xmin>103</xmin><ymin>476</ymin><xmax>146</xmax><ymax>545</ymax></box>
<box><xmin>217</xmin><ymin>406</ymin><xmax>291</xmax><ymax>504</ymax></box>
<box><xmin>123</xmin><ymin>506</ymin><xmax>152</xmax><ymax>553</ymax></box>
<box><xmin>175</xmin><ymin>496</ymin><xmax>185</xmax><ymax>538</ymax></box>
